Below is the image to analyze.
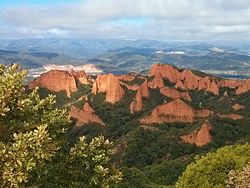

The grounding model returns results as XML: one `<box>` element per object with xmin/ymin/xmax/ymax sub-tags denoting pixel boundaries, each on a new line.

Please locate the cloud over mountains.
<box><xmin>1</xmin><ymin>0</ymin><xmax>250</xmax><ymax>40</ymax></box>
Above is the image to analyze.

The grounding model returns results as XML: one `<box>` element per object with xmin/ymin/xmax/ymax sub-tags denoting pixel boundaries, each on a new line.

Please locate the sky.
<box><xmin>0</xmin><ymin>0</ymin><xmax>250</xmax><ymax>41</ymax></box>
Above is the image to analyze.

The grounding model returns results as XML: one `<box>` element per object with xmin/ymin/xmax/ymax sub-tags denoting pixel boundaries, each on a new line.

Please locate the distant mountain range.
<box><xmin>1</xmin><ymin>38</ymin><xmax>250</xmax><ymax>78</ymax></box>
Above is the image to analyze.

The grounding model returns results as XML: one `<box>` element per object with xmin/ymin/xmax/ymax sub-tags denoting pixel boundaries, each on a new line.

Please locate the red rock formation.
<box><xmin>236</xmin><ymin>79</ymin><xmax>250</xmax><ymax>95</ymax></box>
<box><xmin>69</xmin><ymin>69</ymin><xmax>87</xmax><ymax>77</ymax></box>
<box><xmin>140</xmin><ymin>99</ymin><xmax>213</xmax><ymax>124</ymax></box>
<box><xmin>130</xmin><ymin>89</ymin><xmax>143</xmax><ymax>113</ymax></box>
<box><xmin>68</xmin><ymin>69</ymin><xmax>90</xmax><ymax>85</ymax></box>
<box><xmin>130</xmin><ymin>80</ymin><xmax>149</xmax><ymax>113</ymax></box>
<box><xmin>92</xmin><ymin>74</ymin><xmax>125</xmax><ymax>104</ymax></box>
<box><xmin>140</xmin><ymin>80</ymin><xmax>149</xmax><ymax>98</ymax></box>
<box><xmin>69</xmin><ymin>102</ymin><xmax>105</xmax><ymax>126</ymax></box>
<box><xmin>149</xmin><ymin>64</ymin><xmax>182</xmax><ymax>83</ymax></box>
<box><xmin>117</xmin><ymin>75</ymin><xmax>136</xmax><ymax>82</ymax></box>
<box><xmin>218</xmin><ymin>113</ymin><xmax>243</xmax><ymax>120</ymax></box>
<box><xmin>160</xmin><ymin>87</ymin><xmax>191</xmax><ymax>101</ymax></box>
<box><xmin>220</xmin><ymin>79</ymin><xmax>244</xmax><ymax>88</ymax></box>
<box><xmin>28</xmin><ymin>70</ymin><xmax>77</xmax><ymax>97</ymax></box>
<box><xmin>181</xmin><ymin>121</ymin><xmax>213</xmax><ymax>147</ymax></box>
<box><xmin>232</xmin><ymin>103</ymin><xmax>246</xmax><ymax>111</ymax></box>
<box><xmin>181</xmin><ymin>71</ymin><xmax>219</xmax><ymax>95</ymax></box>
<box><xmin>148</xmin><ymin>72</ymin><xmax>165</xmax><ymax>89</ymax></box>
<box><xmin>175</xmin><ymin>80</ymin><xmax>186</xmax><ymax>90</ymax></box>
<box><xmin>150</xmin><ymin>64</ymin><xmax>220</xmax><ymax>95</ymax></box>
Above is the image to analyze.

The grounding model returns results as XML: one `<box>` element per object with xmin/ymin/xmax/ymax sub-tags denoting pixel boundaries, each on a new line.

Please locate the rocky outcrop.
<box><xmin>117</xmin><ymin>75</ymin><xmax>136</xmax><ymax>82</ymax></box>
<box><xmin>232</xmin><ymin>103</ymin><xmax>246</xmax><ymax>111</ymax></box>
<box><xmin>160</xmin><ymin>87</ymin><xmax>191</xmax><ymax>101</ymax></box>
<box><xmin>69</xmin><ymin>102</ymin><xmax>105</xmax><ymax>126</ymax></box>
<box><xmin>150</xmin><ymin>64</ymin><xmax>182</xmax><ymax>83</ymax></box>
<box><xmin>175</xmin><ymin>80</ymin><xmax>186</xmax><ymax>90</ymax></box>
<box><xmin>148</xmin><ymin>72</ymin><xmax>165</xmax><ymax>89</ymax></box>
<box><xmin>140</xmin><ymin>99</ymin><xmax>213</xmax><ymax>124</ymax></box>
<box><xmin>236</xmin><ymin>79</ymin><xmax>250</xmax><ymax>95</ymax></box>
<box><xmin>140</xmin><ymin>79</ymin><xmax>150</xmax><ymax>98</ymax></box>
<box><xmin>150</xmin><ymin>64</ymin><xmax>220</xmax><ymax>95</ymax></box>
<box><xmin>150</xmin><ymin>64</ymin><xmax>250</xmax><ymax>95</ymax></box>
<box><xmin>218</xmin><ymin>113</ymin><xmax>243</xmax><ymax>120</ymax></box>
<box><xmin>69</xmin><ymin>69</ymin><xmax>90</xmax><ymax>85</ymax></box>
<box><xmin>92</xmin><ymin>74</ymin><xmax>125</xmax><ymax>104</ymax></box>
<box><xmin>180</xmin><ymin>70</ymin><xmax>220</xmax><ymax>95</ymax></box>
<box><xmin>28</xmin><ymin>70</ymin><xmax>78</xmax><ymax>97</ymax></box>
<box><xmin>181</xmin><ymin>121</ymin><xmax>213</xmax><ymax>147</ymax></box>
<box><xmin>130</xmin><ymin>80</ymin><xmax>149</xmax><ymax>113</ymax></box>
<box><xmin>220</xmin><ymin>79</ymin><xmax>244</xmax><ymax>88</ymax></box>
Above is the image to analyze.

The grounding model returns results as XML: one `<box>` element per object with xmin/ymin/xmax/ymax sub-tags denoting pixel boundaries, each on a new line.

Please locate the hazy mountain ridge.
<box><xmin>1</xmin><ymin>39</ymin><xmax>250</xmax><ymax>78</ymax></box>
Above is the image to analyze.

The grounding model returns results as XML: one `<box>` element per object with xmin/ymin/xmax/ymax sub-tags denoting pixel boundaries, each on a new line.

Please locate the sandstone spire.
<box><xmin>148</xmin><ymin>72</ymin><xmax>165</xmax><ymax>89</ymax></box>
<box><xmin>130</xmin><ymin>80</ymin><xmax>149</xmax><ymax>113</ymax></box>
<box><xmin>92</xmin><ymin>73</ymin><xmax>125</xmax><ymax>104</ymax></box>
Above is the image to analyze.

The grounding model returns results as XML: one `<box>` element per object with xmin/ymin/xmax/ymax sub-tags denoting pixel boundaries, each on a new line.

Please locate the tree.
<box><xmin>32</xmin><ymin>135</ymin><xmax>122</xmax><ymax>187</ymax></box>
<box><xmin>176</xmin><ymin>143</ymin><xmax>250</xmax><ymax>188</ymax></box>
<box><xmin>226</xmin><ymin>162</ymin><xmax>250</xmax><ymax>188</ymax></box>
<box><xmin>0</xmin><ymin>64</ymin><xmax>122</xmax><ymax>187</ymax></box>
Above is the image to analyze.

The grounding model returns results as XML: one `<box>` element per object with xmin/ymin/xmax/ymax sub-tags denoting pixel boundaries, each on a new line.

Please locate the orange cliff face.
<box><xmin>149</xmin><ymin>64</ymin><xmax>250</xmax><ymax>95</ymax></box>
<box><xmin>232</xmin><ymin>103</ymin><xmax>246</xmax><ymax>111</ymax></box>
<box><xmin>69</xmin><ymin>102</ymin><xmax>105</xmax><ymax>126</ymax></box>
<box><xmin>181</xmin><ymin>121</ymin><xmax>213</xmax><ymax>147</ymax></box>
<box><xmin>148</xmin><ymin>72</ymin><xmax>165</xmax><ymax>89</ymax></box>
<box><xmin>92</xmin><ymin>73</ymin><xmax>125</xmax><ymax>104</ymax></box>
<box><xmin>28</xmin><ymin>70</ymin><xmax>78</xmax><ymax>97</ymax></box>
<box><xmin>150</xmin><ymin>64</ymin><xmax>182</xmax><ymax>83</ymax></box>
<box><xmin>130</xmin><ymin>80</ymin><xmax>149</xmax><ymax>113</ymax></box>
<box><xmin>236</xmin><ymin>79</ymin><xmax>250</xmax><ymax>95</ymax></box>
<box><xmin>140</xmin><ymin>99</ymin><xmax>213</xmax><ymax>124</ymax></box>
<box><xmin>218</xmin><ymin>113</ymin><xmax>243</xmax><ymax>120</ymax></box>
<box><xmin>160</xmin><ymin>87</ymin><xmax>191</xmax><ymax>101</ymax></box>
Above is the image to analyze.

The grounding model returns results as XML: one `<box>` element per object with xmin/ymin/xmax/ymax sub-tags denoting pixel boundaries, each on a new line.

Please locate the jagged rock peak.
<box><xmin>148</xmin><ymin>72</ymin><xmax>165</xmax><ymax>89</ymax></box>
<box><xmin>130</xmin><ymin>79</ymin><xmax>150</xmax><ymax>113</ymax></box>
<box><xmin>69</xmin><ymin>102</ymin><xmax>105</xmax><ymax>126</ymax></box>
<box><xmin>181</xmin><ymin>120</ymin><xmax>213</xmax><ymax>147</ymax></box>
<box><xmin>28</xmin><ymin>70</ymin><xmax>77</xmax><ymax>98</ymax></box>
<box><xmin>92</xmin><ymin>73</ymin><xmax>125</xmax><ymax>104</ymax></box>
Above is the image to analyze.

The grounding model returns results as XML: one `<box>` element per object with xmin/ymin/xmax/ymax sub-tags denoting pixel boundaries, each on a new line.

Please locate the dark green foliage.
<box><xmin>143</xmin><ymin>89</ymin><xmax>168</xmax><ymax>112</ymax></box>
<box><xmin>144</xmin><ymin>157</ymin><xmax>193</xmax><ymax>186</ymax></box>
<box><xmin>122</xmin><ymin>76</ymin><xmax>145</xmax><ymax>86</ymax></box>
<box><xmin>123</xmin><ymin>127</ymin><xmax>198</xmax><ymax>168</ymax></box>
<box><xmin>37</xmin><ymin>87</ymin><xmax>69</xmax><ymax>107</ymax></box>
<box><xmin>89</xmin><ymin>89</ymin><xmax>136</xmax><ymax>140</ymax></box>
<box><xmin>118</xmin><ymin>167</ymin><xmax>152</xmax><ymax>188</ymax></box>
<box><xmin>70</xmin><ymin>124</ymin><xmax>104</xmax><ymax>142</ymax></box>
<box><xmin>210</xmin><ymin>117</ymin><xmax>250</xmax><ymax>147</ymax></box>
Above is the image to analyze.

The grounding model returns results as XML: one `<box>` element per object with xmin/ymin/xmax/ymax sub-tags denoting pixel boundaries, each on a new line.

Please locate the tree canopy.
<box><xmin>176</xmin><ymin>143</ymin><xmax>250</xmax><ymax>188</ymax></box>
<box><xmin>0</xmin><ymin>64</ymin><xmax>122</xmax><ymax>187</ymax></box>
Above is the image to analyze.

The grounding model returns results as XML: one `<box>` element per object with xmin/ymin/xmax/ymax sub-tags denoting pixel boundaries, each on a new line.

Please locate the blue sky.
<box><xmin>0</xmin><ymin>0</ymin><xmax>250</xmax><ymax>41</ymax></box>
<box><xmin>0</xmin><ymin>0</ymin><xmax>79</xmax><ymax>6</ymax></box>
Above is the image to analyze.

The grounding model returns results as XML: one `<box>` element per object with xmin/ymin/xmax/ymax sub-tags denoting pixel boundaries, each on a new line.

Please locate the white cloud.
<box><xmin>0</xmin><ymin>0</ymin><xmax>250</xmax><ymax>40</ymax></box>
